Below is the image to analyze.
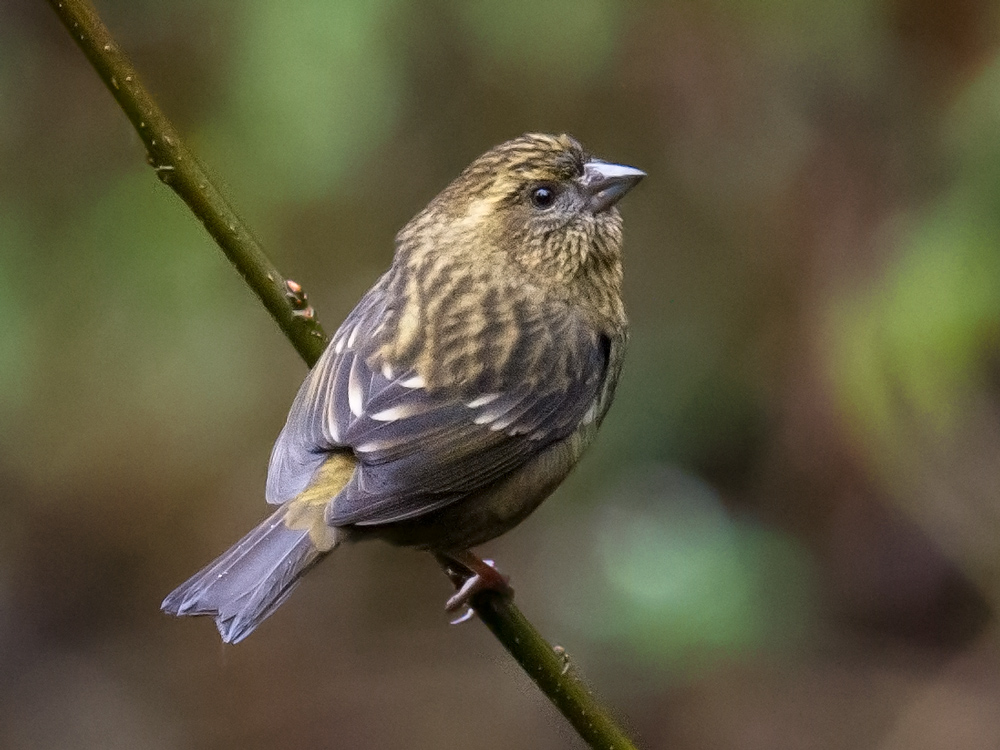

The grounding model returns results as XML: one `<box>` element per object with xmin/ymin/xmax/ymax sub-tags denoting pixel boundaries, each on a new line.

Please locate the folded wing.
<box><xmin>266</xmin><ymin>283</ymin><xmax>609</xmax><ymax>527</ymax></box>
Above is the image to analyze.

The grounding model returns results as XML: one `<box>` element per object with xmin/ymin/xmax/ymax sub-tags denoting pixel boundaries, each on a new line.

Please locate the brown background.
<box><xmin>2</xmin><ymin>0</ymin><xmax>1000</xmax><ymax>747</ymax></box>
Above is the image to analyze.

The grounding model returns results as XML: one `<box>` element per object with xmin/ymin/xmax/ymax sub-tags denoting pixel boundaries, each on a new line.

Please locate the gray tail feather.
<box><xmin>161</xmin><ymin>503</ymin><xmax>333</xmax><ymax>644</ymax></box>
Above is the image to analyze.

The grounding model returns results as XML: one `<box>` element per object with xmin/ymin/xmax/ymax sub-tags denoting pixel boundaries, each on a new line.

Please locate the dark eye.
<box><xmin>529</xmin><ymin>185</ymin><xmax>557</xmax><ymax>209</ymax></box>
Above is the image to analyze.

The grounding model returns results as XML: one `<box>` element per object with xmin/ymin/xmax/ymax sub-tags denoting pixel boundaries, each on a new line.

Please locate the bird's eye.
<box><xmin>529</xmin><ymin>185</ymin><xmax>557</xmax><ymax>210</ymax></box>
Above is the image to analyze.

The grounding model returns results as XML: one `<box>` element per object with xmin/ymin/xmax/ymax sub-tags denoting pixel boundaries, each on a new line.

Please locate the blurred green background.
<box><xmin>3</xmin><ymin>0</ymin><xmax>1000</xmax><ymax>747</ymax></box>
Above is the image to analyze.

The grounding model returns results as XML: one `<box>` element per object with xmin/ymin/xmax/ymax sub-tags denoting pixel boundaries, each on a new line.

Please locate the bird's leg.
<box><xmin>435</xmin><ymin>550</ymin><xmax>513</xmax><ymax>617</ymax></box>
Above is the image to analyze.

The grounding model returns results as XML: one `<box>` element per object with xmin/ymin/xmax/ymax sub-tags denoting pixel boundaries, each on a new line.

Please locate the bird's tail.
<box><xmin>162</xmin><ymin>456</ymin><xmax>353</xmax><ymax>644</ymax></box>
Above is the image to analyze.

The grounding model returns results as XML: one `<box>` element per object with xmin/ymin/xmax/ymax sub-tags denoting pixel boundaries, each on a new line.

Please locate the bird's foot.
<box><xmin>444</xmin><ymin>561</ymin><xmax>511</xmax><ymax>612</ymax></box>
<box><xmin>435</xmin><ymin>551</ymin><xmax>513</xmax><ymax>621</ymax></box>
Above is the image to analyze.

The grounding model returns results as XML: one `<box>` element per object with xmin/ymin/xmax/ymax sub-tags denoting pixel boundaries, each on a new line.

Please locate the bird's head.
<box><xmin>398</xmin><ymin>133</ymin><xmax>644</xmax><ymax>290</ymax></box>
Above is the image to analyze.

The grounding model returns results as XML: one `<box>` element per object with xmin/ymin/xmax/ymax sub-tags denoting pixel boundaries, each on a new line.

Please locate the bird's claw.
<box><xmin>449</xmin><ymin>606</ymin><xmax>476</xmax><ymax>625</ymax></box>
<box><xmin>446</xmin><ymin>574</ymin><xmax>481</xmax><ymax>612</ymax></box>
<box><xmin>442</xmin><ymin>558</ymin><xmax>512</xmax><ymax>614</ymax></box>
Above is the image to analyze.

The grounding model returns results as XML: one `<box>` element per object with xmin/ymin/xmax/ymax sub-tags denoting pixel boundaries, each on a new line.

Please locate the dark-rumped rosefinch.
<box><xmin>162</xmin><ymin>133</ymin><xmax>644</xmax><ymax>642</ymax></box>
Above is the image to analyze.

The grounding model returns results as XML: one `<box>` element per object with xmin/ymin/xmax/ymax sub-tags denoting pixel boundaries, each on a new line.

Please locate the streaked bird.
<box><xmin>162</xmin><ymin>133</ymin><xmax>644</xmax><ymax>643</ymax></box>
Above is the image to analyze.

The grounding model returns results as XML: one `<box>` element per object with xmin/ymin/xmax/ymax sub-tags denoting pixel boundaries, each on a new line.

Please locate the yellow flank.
<box><xmin>283</xmin><ymin>452</ymin><xmax>357</xmax><ymax>551</ymax></box>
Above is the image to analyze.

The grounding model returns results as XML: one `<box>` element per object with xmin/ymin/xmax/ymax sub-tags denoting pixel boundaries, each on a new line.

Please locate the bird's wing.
<box><xmin>265</xmin><ymin>284</ymin><xmax>609</xmax><ymax>527</ymax></box>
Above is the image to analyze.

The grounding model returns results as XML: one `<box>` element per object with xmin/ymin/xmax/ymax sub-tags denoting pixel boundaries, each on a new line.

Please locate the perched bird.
<box><xmin>162</xmin><ymin>133</ymin><xmax>644</xmax><ymax>643</ymax></box>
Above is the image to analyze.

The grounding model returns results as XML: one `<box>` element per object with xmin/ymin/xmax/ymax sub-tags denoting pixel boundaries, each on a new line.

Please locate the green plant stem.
<box><xmin>474</xmin><ymin>592</ymin><xmax>640</xmax><ymax>750</ymax></box>
<box><xmin>46</xmin><ymin>1</ymin><xmax>639</xmax><ymax>748</ymax></box>
<box><xmin>46</xmin><ymin>0</ymin><xmax>328</xmax><ymax>365</ymax></box>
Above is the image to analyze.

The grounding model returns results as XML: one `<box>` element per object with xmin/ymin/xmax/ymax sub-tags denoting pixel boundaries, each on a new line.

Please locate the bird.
<box><xmin>161</xmin><ymin>133</ymin><xmax>644</xmax><ymax>643</ymax></box>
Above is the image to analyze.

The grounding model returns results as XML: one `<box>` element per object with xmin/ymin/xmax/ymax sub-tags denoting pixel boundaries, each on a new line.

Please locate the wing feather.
<box><xmin>266</xmin><ymin>281</ymin><xmax>610</xmax><ymax>527</ymax></box>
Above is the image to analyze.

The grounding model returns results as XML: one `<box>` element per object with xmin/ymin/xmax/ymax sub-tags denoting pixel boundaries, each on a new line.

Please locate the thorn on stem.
<box><xmin>553</xmin><ymin>645</ymin><xmax>573</xmax><ymax>676</ymax></box>
<box><xmin>285</xmin><ymin>279</ymin><xmax>315</xmax><ymax>319</ymax></box>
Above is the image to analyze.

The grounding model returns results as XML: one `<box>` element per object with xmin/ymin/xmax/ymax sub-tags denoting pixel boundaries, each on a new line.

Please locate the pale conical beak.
<box><xmin>583</xmin><ymin>160</ymin><xmax>646</xmax><ymax>213</ymax></box>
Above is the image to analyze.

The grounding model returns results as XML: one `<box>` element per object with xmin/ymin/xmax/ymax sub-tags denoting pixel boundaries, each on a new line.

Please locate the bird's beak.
<box><xmin>582</xmin><ymin>160</ymin><xmax>646</xmax><ymax>213</ymax></box>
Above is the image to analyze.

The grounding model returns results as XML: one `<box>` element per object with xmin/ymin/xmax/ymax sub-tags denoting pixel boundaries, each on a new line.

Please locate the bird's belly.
<box><xmin>355</xmin><ymin>431</ymin><xmax>590</xmax><ymax>551</ymax></box>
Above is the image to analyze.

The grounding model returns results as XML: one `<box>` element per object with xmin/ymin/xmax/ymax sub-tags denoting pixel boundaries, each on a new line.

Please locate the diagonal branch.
<box><xmin>45</xmin><ymin>1</ymin><xmax>639</xmax><ymax>748</ymax></box>
<box><xmin>47</xmin><ymin>0</ymin><xmax>329</xmax><ymax>366</ymax></box>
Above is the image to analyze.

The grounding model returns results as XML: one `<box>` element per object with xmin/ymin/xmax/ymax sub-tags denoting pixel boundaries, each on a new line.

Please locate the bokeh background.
<box><xmin>3</xmin><ymin>0</ymin><xmax>1000</xmax><ymax>747</ymax></box>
